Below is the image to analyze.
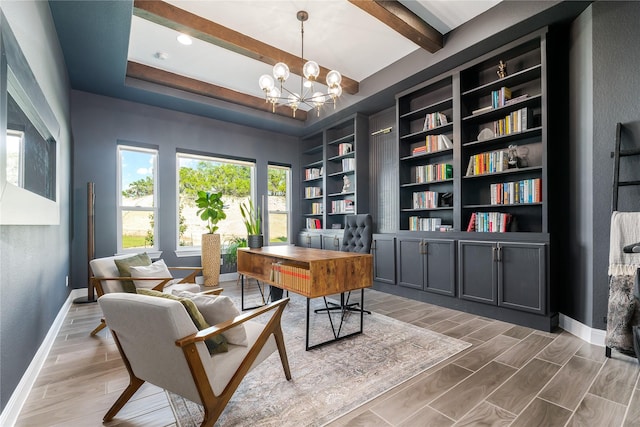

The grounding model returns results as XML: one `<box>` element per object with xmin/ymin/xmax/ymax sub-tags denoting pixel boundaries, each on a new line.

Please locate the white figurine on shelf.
<box><xmin>342</xmin><ymin>175</ymin><xmax>352</xmax><ymax>193</ymax></box>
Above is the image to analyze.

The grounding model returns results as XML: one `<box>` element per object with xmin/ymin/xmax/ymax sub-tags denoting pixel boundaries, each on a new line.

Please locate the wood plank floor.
<box><xmin>14</xmin><ymin>281</ymin><xmax>640</xmax><ymax>426</ymax></box>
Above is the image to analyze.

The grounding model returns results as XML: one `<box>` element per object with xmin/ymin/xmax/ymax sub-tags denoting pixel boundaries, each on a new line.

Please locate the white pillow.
<box><xmin>129</xmin><ymin>259</ymin><xmax>173</xmax><ymax>289</ymax></box>
<box><xmin>173</xmin><ymin>290</ymin><xmax>248</xmax><ymax>346</ymax></box>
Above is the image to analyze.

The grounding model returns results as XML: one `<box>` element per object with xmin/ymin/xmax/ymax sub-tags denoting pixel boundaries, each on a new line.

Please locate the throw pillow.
<box><xmin>136</xmin><ymin>288</ymin><xmax>228</xmax><ymax>354</ymax></box>
<box><xmin>173</xmin><ymin>290</ymin><xmax>248</xmax><ymax>346</ymax></box>
<box><xmin>114</xmin><ymin>253</ymin><xmax>152</xmax><ymax>293</ymax></box>
<box><xmin>129</xmin><ymin>259</ymin><xmax>173</xmax><ymax>289</ymax></box>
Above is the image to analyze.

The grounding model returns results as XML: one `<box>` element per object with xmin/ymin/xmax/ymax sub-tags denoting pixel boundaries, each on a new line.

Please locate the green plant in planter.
<box><xmin>239</xmin><ymin>199</ymin><xmax>261</xmax><ymax>235</ymax></box>
<box><xmin>195</xmin><ymin>191</ymin><xmax>226</xmax><ymax>234</ymax></box>
<box><xmin>224</xmin><ymin>236</ymin><xmax>247</xmax><ymax>265</ymax></box>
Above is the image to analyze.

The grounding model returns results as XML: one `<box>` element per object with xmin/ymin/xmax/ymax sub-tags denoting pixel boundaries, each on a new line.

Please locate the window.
<box><xmin>117</xmin><ymin>145</ymin><xmax>158</xmax><ymax>252</ymax></box>
<box><xmin>267</xmin><ymin>164</ymin><xmax>291</xmax><ymax>244</ymax></box>
<box><xmin>6</xmin><ymin>129</ymin><xmax>24</xmax><ymax>187</ymax></box>
<box><xmin>177</xmin><ymin>153</ymin><xmax>255</xmax><ymax>249</ymax></box>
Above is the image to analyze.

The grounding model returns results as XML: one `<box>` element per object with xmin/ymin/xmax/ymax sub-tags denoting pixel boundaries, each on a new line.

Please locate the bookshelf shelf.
<box><xmin>399</xmin><ymin>97</ymin><xmax>454</xmax><ymax>120</ymax></box>
<box><xmin>401</xmin><ymin>179</ymin><xmax>454</xmax><ymax>187</ymax></box>
<box><xmin>327</xmin><ymin>133</ymin><xmax>355</xmax><ymax>145</ymax></box>
<box><xmin>399</xmin><ymin>123</ymin><xmax>454</xmax><ymax>141</ymax></box>
<box><xmin>461</xmin><ymin>64</ymin><xmax>542</xmax><ymax>97</ymax></box>
<box><xmin>462</xmin><ymin>127</ymin><xmax>542</xmax><ymax>148</ymax></box>
<box><xmin>463</xmin><ymin>202</ymin><xmax>543</xmax><ymax>209</ymax></box>
<box><xmin>400</xmin><ymin>148</ymin><xmax>453</xmax><ymax>162</ymax></box>
<box><xmin>463</xmin><ymin>166</ymin><xmax>542</xmax><ymax>179</ymax></box>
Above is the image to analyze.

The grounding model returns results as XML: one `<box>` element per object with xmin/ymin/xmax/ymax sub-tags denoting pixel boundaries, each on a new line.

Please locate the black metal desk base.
<box><xmin>240</xmin><ymin>274</ymin><xmax>269</xmax><ymax>311</ymax></box>
<box><xmin>306</xmin><ymin>288</ymin><xmax>365</xmax><ymax>351</ymax></box>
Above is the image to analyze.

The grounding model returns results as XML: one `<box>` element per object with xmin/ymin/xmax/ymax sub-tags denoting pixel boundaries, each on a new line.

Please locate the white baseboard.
<box><xmin>559</xmin><ymin>313</ymin><xmax>606</xmax><ymax>347</ymax></box>
<box><xmin>0</xmin><ymin>288</ymin><xmax>84</xmax><ymax>427</ymax></box>
<box><xmin>220</xmin><ymin>272</ymin><xmax>238</xmax><ymax>283</ymax></box>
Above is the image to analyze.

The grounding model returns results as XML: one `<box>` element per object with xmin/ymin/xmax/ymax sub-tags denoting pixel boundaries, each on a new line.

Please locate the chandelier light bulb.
<box><xmin>329</xmin><ymin>85</ymin><xmax>342</xmax><ymax>99</ymax></box>
<box><xmin>326</xmin><ymin>70</ymin><xmax>342</xmax><ymax>87</ymax></box>
<box><xmin>267</xmin><ymin>87</ymin><xmax>281</xmax><ymax>102</ymax></box>
<box><xmin>259</xmin><ymin>74</ymin><xmax>275</xmax><ymax>93</ymax></box>
<box><xmin>288</xmin><ymin>93</ymin><xmax>300</xmax><ymax>117</ymax></box>
<box><xmin>273</xmin><ymin>62</ymin><xmax>290</xmax><ymax>82</ymax></box>
<box><xmin>303</xmin><ymin>60</ymin><xmax>320</xmax><ymax>81</ymax></box>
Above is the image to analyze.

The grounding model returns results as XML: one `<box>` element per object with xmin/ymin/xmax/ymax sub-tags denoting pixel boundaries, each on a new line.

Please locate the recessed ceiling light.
<box><xmin>177</xmin><ymin>33</ymin><xmax>192</xmax><ymax>45</ymax></box>
<box><xmin>154</xmin><ymin>51</ymin><xmax>169</xmax><ymax>60</ymax></box>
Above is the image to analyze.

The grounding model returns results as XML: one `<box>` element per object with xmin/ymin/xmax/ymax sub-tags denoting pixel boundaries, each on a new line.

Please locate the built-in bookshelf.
<box><xmin>397</xmin><ymin>76</ymin><xmax>454</xmax><ymax>232</ymax></box>
<box><xmin>460</xmin><ymin>36</ymin><xmax>545</xmax><ymax>233</ymax></box>
<box><xmin>299</xmin><ymin>113</ymin><xmax>369</xmax><ymax>231</ymax></box>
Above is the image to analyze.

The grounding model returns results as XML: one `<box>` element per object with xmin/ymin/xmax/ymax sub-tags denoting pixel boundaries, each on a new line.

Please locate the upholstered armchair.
<box><xmin>98</xmin><ymin>292</ymin><xmax>291</xmax><ymax>427</ymax></box>
<box><xmin>88</xmin><ymin>253</ymin><xmax>213</xmax><ymax>335</ymax></box>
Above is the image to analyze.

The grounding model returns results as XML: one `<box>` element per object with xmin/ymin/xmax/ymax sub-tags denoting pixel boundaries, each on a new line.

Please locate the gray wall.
<box><xmin>0</xmin><ymin>1</ymin><xmax>72</xmax><ymax>411</ymax></box>
<box><xmin>589</xmin><ymin>2</ymin><xmax>640</xmax><ymax>329</ymax></box>
<box><xmin>69</xmin><ymin>91</ymin><xmax>300</xmax><ymax>289</ymax></box>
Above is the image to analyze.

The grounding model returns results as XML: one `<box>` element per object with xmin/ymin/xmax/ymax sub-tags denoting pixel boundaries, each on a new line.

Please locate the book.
<box><xmin>466</xmin><ymin>212</ymin><xmax>477</xmax><ymax>232</ymax></box>
<box><xmin>472</xmin><ymin>105</ymin><xmax>493</xmax><ymax>115</ymax></box>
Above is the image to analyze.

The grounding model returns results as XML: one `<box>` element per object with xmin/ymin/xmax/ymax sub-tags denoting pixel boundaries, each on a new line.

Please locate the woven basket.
<box><xmin>201</xmin><ymin>233</ymin><xmax>221</xmax><ymax>286</ymax></box>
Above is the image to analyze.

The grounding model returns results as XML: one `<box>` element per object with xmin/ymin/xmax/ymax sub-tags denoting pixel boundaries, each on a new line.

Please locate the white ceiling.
<box><xmin>127</xmin><ymin>0</ymin><xmax>500</xmax><ymax>113</ymax></box>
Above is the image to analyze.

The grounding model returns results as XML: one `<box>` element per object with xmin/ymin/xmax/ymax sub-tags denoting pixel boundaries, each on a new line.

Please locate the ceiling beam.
<box><xmin>133</xmin><ymin>0</ymin><xmax>359</xmax><ymax>95</ymax></box>
<box><xmin>348</xmin><ymin>0</ymin><xmax>443</xmax><ymax>53</ymax></box>
<box><xmin>126</xmin><ymin>61</ymin><xmax>307</xmax><ymax>121</ymax></box>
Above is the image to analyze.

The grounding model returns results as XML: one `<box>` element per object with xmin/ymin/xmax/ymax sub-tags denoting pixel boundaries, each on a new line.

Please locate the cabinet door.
<box><xmin>397</xmin><ymin>237</ymin><xmax>425</xmax><ymax>290</ymax></box>
<box><xmin>322</xmin><ymin>234</ymin><xmax>341</xmax><ymax>251</ymax></box>
<box><xmin>424</xmin><ymin>239</ymin><xmax>456</xmax><ymax>296</ymax></box>
<box><xmin>498</xmin><ymin>242</ymin><xmax>546</xmax><ymax>314</ymax></box>
<box><xmin>297</xmin><ymin>232</ymin><xmax>322</xmax><ymax>249</ymax></box>
<box><xmin>458</xmin><ymin>240</ymin><xmax>497</xmax><ymax>305</ymax></box>
<box><xmin>372</xmin><ymin>234</ymin><xmax>396</xmax><ymax>285</ymax></box>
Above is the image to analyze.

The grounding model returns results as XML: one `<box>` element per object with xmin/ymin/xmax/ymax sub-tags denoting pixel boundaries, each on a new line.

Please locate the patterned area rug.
<box><xmin>168</xmin><ymin>293</ymin><xmax>470</xmax><ymax>426</ymax></box>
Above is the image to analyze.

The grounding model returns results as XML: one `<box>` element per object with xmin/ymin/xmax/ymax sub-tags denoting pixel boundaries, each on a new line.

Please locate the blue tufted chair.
<box><xmin>317</xmin><ymin>214</ymin><xmax>373</xmax><ymax>315</ymax></box>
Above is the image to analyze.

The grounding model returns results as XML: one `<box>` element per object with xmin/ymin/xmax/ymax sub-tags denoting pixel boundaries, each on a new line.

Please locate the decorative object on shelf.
<box><xmin>195</xmin><ymin>191</ymin><xmax>227</xmax><ymax>286</ymax></box>
<box><xmin>258</xmin><ymin>11</ymin><xmax>342</xmax><ymax>117</ymax></box>
<box><xmin>507</xmin><ymin>144</ymin><xmax>520</xmax><ymax>168</ymax></box>
<box><xmin>342</xmin><ymin>175</ymin><xmax>352</xmax><ymax>193</ymax></box>
<box><xmin>477</xmin><ymin>128</ymin><xmax>495</xmax><ymax>141</ymax></box>
<box><xmin>497</xmin><ymin>60</ymin><xmax>508</xmax><ymax>78</ymax></box>
<box><xmin>239</xmin><ymin>199</ymin><xmax>263</xmax><ymax>248</ymax></box>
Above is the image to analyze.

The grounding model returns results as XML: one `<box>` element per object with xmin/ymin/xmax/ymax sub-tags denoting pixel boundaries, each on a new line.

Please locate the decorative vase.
<box><xmin>201</xmin><ymin>233</ymin><xmax>221</xmax><ymax>286</ymax></box>
<box><xmin>247</xmin><ymin>234</ymin><xmax>264</xmax><ymax>249</ymax></box>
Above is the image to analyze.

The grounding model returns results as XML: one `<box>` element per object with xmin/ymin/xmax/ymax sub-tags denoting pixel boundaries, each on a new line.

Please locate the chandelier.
<box><xmin>258</xmin><ymin>10</ymin><xmax>342</xmax><ymax>117</ymax></box>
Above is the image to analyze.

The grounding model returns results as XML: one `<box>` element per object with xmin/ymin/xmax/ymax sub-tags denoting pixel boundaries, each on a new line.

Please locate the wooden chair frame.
<box><xmin>103</xmin><ymin>298</ymin><xmax>291</xmax><ymax>427</ymax></box>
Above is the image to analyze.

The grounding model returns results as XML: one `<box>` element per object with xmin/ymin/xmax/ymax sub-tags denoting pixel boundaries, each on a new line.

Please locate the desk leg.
<box><xmin>305</xmin><ymin>289</ymin><xmax>366</xmax><ymax>351</ymax></box>
<box><xmin>240</xmin><ymin>275</ymin><xmax>269</xmax><ymax>311</ymax></box>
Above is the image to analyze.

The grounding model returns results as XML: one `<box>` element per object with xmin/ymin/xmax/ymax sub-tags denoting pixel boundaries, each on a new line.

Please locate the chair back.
<box><xmin>90</xmin><ymin>255</ymin><xmax>139</xmax><ymax>294</ymax></box>
<box><xmin>98</xmin><ymin>293</ymin><xmax>210</xmax><ymax>404</ymax></box>
<box><xmin>340</xmin><ymin>214</ymin><xmax>373</xmax><ymax>254</ymax></box>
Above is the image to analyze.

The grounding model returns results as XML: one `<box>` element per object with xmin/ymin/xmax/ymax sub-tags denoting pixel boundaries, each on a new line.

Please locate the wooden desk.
<box><xmin>237</xmin><ymin>246</ymin><xmax>373</xmax><ymax>349</ymax></box>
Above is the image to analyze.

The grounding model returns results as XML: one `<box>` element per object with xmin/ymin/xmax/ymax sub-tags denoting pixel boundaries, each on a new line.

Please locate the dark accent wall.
<box><xmin>589</xmin><ymin>2</ymin><xmax>640</xmax><ymax>329</ymax></box>
<box><xmin>69</xmin><ymin>91</ymin><xmax>300</xmax><ymax>290</ymax></box>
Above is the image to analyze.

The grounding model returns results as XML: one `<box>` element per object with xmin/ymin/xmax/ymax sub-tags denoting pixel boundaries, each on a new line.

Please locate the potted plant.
<box><xmin>195</xmin><ymin>191</ymin><xmax>226</xmax><ymax>286</ymax></box>
<box><xmin>239</xmin><ymin>199</ymin><xmax>263</xmax><ymax>248</ymax></box>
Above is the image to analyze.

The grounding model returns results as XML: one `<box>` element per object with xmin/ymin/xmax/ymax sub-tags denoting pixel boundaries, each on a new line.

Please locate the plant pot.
<box><xmin>201</xmin><ymin>233</ymin><xmax>221</xmax><ymax>286</ymax></box>
<box><xmin>247</xmin><ymin>234</ymin><xmax>264</xmax><ymax>249</ymax></box>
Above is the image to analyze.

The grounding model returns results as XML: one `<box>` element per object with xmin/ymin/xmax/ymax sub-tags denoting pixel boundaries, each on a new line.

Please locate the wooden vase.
<box><xmin>201</xmin><ymin>233</ymin><xmax>221</xmax><ymax>286</ymax></box>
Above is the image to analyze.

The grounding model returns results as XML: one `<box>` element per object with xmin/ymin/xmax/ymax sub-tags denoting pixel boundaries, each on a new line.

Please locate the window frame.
<box><xmin>267</xmin><ymin>163</ymin><xmax>291</xmax><ymax>245</ymax></box>
<box><xmin>116</xmin><ymin>144</ymin><xmax>159</xmax><ymax>255</ymax></box>
<box><xmin>175</xmin><ymin>151</ymin><xmax>256</xmax><ymax>257</ymax></box>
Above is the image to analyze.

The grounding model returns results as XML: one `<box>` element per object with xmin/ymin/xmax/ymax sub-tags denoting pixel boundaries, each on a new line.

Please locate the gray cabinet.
<box><xmin>397</xmin><ymin>237</ymin><xmax>455</xmax><ymax>296</ymax></box>
<box><xmin>322</xmin><ymin>233</ymin><xmax>342</xmax><ymax>251</ymax></box>
<box><xmin>458</xmin><ymin>240</ymin><xmax>546</xmax><ymax>314</ymax></box>
<box><xmin>372</xmin><ymin>234</ymin><xmax>396</xmax><ymax>285</ymax></box>
<box><xmin>297</xmin><ymin>232</ymin><xmax>322</xmax><ymax>249</ymax></box>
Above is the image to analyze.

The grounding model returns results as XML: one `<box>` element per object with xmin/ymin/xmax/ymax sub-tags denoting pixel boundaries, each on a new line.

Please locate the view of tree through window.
<box><xmin>177</xmin><ymin>154</ymin><xmax>254</xmax><ymax>248</ymax></box>
<box><xmin>268</xmin><ymin>164</ymin><xmax>290</xmax><ymax>243</ymax></box>
<box><xmin>118</xmin><ymin>146</ymin><xmax>157</xmax><ymax>251</ymax></box>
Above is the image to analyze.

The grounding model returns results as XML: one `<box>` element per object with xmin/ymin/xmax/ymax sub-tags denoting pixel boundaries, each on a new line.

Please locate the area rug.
<box><xmin>168</xmin><ymin>293</ymin><xmax>470</xmax><ymax>426</ymax></box>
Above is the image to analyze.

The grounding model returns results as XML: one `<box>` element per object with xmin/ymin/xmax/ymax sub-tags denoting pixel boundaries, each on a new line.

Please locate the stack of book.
<box><xmin>423</xmin><ymin>112</ymin><xmax>448</xmax><ymax>130</ymax></box>
<box><xmin>270</xmin><ymin>262</ymin><xmax>311</xmax><ymax>293</ymax></box>
<box><xmin>331</xmin><ymin>199</ymin><xmax>354</xmax><ymax>214</ymax></box>
<box><xmin>491</xmin><ymin>86</ymin><xmax>511</xmax><ymax>108</ymax></box>
<box><xmin>465</xmin><ymin>149</ymin><xmax>509</xmax><ymax>176</ymax></box>
<box><xmin>311</xmin><ymin>202</ymin><xmax>323</xmax><ymax>214</ymax></box>
<box><xmin>412</xmin><ymin>135</ymin><xmax>453</xmax><ymax>156</ymax></box>
<box><xmin>305</xmin><ymin>167</ymin><xmax>322</xmax><ymax>180</ymax></box>
<box><xmin>490</xmin><ymin>178</ymin><xmax>542</xmax><ymax>205</ymax></box>
<box><xmin>338</xmin><ymin>142</ymin><xmax>352</xmax><ymax>156</ymax></box>
<box><xmin>305</xmin><ymin>187</ymin><xmax>322</xmax><ymax>198</ymax></box>
<box><xmin>306</xmin><ymin>218</ymin><xmax>322</xmax><ymax>229</ymax></box>
<box><xmin>342</xmin><ymin>158</ymin><xmax>355</xmax><ymax>171</ymax></box>
<box><xmin>412</xmin><ymin>163</ymin><xmax>453</xmax><ymax>183</ymax></box>
<box><xmin>466</xmin><ymin>212</ymin><xmax>512</xmax><ymax>232</ymax></box>
<box><xmin>412</xmin><ymin>191</ymin><xmax>439</xmax><ymax>209</ymax></box>
<box><xmin>408</xmin><ymin>216</ymin><xmax>451</xmax><ymax>231</ymax></box>
<box><xmin>492</xmin><ymin>107</ymin><xmax>531</xmax><ymax>136</ymax></box>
